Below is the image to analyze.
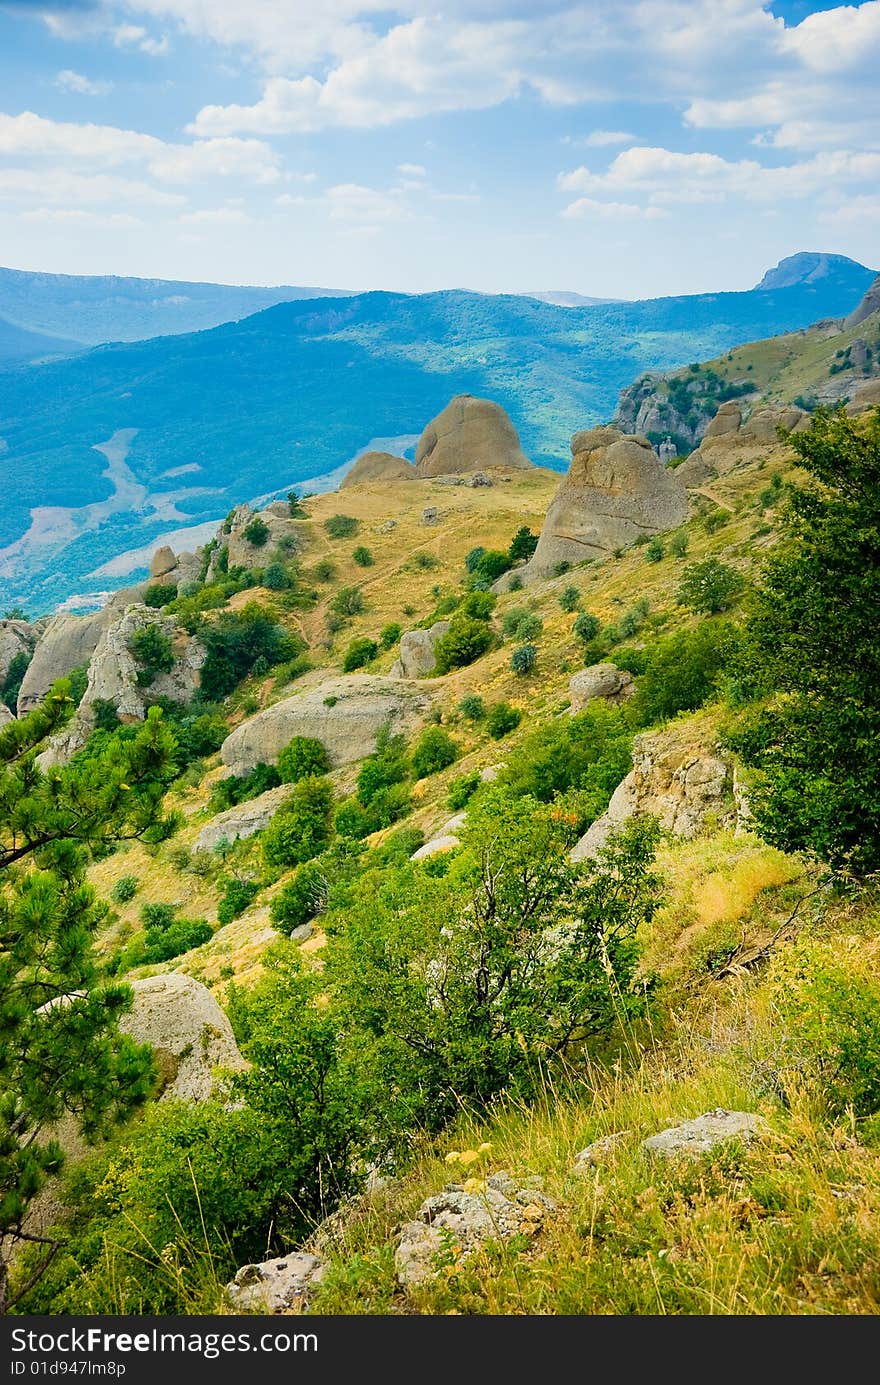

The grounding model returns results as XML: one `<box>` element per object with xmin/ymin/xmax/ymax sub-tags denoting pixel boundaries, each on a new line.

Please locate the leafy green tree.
<box><xmin>472</xmin><ymin>550</ymin><xmax>511</xmax><ymax>584</ymax></box>
<box><xmin>486</xmin><ymin>701</ymin><xmax>521</xmax><ymax>738</ymax></box>
<box><xmin>262</xmin><ymin>561</ymin><xmax>290</xmax><ymax>591</ymax></box>
<box><xmin>464</xmin><ymin>546</ymin><xmax>486</xmax><ymax>573</ymax></box>
<box><xmin>499</xmin><ymin>703</ymin><xmax>631</xmax><ymax>823</ymax></box>
<box><xmin>331</xmin><ymin>586</ymin><xmax>366</xmax><ymax>618</ymax></box>
<box><xmin>573</xmin><ymin>611</ymin><xmax>601</xmax><ymax>645</ymax></box>
<box><xmin>352</xmin><ymin>546</ymin><xmax>373</xmax><ymax>568</ymax></box>
<box><xmin>342</xmin><ymin>636</ymin><xmax>378</xmax><ymax>672</ymax></box>
<box><xmin>511</xmin><ymin>643</ymin><xmax>537</xmax><ymax>676</ymax></box>
<box><xmin>356</xmin><ymin>727</ymin><xmax>409</xmax><ymax>806</ymax></box>
<box><xmin>129</xmin><ymin>625</ymin><xmax>175</xmax><ymax>687</ymax></box>
<box><xmin>508</xmin><ymin>527</ymin><xmax>538</xmax><ymax>562</ymax></box>
<box><xmin>262</xmin><ymin>777</ymin><xmax>335</xmax><ymax>868</ymax></box>
<box><xmin>143</xmin><ymin>583</ymin><xmax>177</xmax><ymax>608</ymax></box>
<box><xmin>0</xmin><ymin>693</ymin><xmax>177</xmax><ymax>1309</ymax></box>
<box><xmin>288</xmin><ymin>489</ymin><xmax>307</xmax><ymax>517</ymax></box>
<box><xmin>243</xmin><ymin>516</ymin><xmax>270</xmax><ymax>547</ymax></box>
<box><xmin>199</xmin><ymin>603</ymin><xmax>299</xmax><ymax>700</ymax></box>
<box><xmin>277</xmin><ymin>735</ymin><xmax>330</xmax><ymax>784</ymax></box>
<box><xmin>629</xmin><ymin>621</ymin><xmax>740</xmax><ymax>726</ymax></box>
<box><xmin>735</xmin><ymin>408</ymin><xmax>880</xmax><ymax>873</ymax></box>
<box><xmin>217</xmin><ymin>876</ymin><xmax>260</xmax><ymax>926</ymax></box>
<box><xmin>677</xmin><ymin>558</ymin><xmax>745</xmax><ymax>614</ymax></box>
<box><xmin>269</xmin><ymin>861</ymin><xmax>327</xmax><ymax>934</ymax></box>
<box><xmin>411</xmin><ymin>727</ymin><xmax>458</xmax><ymax>778</ymax></box>
<box><xmin>559</xmin><ymin>586</ymin><xmax>580</xmax><ymax>613</ymax></box>
<box><xmin>433</xmin><ymin>616</ymin><xmax>495</xmax><ymax>674</ymax></box>
<box><xmin>2</xmin><ymin>651</ymin><xmax>31</xmax><ymax>711</ymax></box>
<box><xmin>645</xmin><ymin>537</ymin><xmax>665</xmax><ymax>563</ymax></box>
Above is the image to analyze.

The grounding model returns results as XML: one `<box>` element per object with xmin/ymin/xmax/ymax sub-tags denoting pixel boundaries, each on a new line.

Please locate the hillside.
<box><xmin>0</xmin><ymin>254</ymin><xmax>875</xmax><ymax>616</ymax></box>
<box><xmin>0</xmin><ymin>314</ymin><xmax>81</xmax><ymax>364</ymax></box>
<box><xmin>0</xmin><ymin>266</ymin><xmax>357</xmax><ymax>346</ymax></box>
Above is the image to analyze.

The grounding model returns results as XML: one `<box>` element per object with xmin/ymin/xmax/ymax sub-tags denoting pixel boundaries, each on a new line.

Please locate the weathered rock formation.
<box><xmin>0</xmin><ymin>618</ymin><xmax>34</xmax><ymax>690</ymax></box>
<box><xmin>220</xmin><ymin>674</ymin><xmax>433</xmax><ymax>776</ymax></box>
<box><xmin>568</xmin><ymin>663</ymin><xmax>633</xmax><ymax>712</ymax></box>
<box><xmin>207</xmin><ymin>503</ymin><xmax>304</xmax><ymax>577</ymax></box>
<box><xmin>341</xmin><ymin>451</ymin><xmax>416</xmax><ymax>488</ymax></box>
<box><xmin>846</xmin><ymin>378</ymin><xmax>880</xmax><ymax>414</ymax></box>
<box><xmin>226</xmin><ymin>1253</ymin><xmax>326</xmax><ymax>1313</ymax></box>
<box><xmin>642</xmin><ymin>1109</ymin><xmax>768</xmax><ymax>1159</ymax></box>
<box><xmin>120</xmin><ymin>973</ymin><xmax>246</xmax><ymax>1102</ymax></box>
<box><xmin>518</xmin><ymin>427</ymin><xmax>686</xmax><ymax>582</ymax></box>
<box><xmin>388</xmin><ymin>620</ymin><xmax>450</xmax><ymax>678</ymax></box>
<box><xmin>415</xmin><ymin>395</ymin><xmax>532</xmax><ymax>477</ymax></box>
<box><xmin>571</xmin><ymin>724</ymin><xmax>737</xmax><ymax>860</ymax></box>
<box><xmin>193</xmin><ymin>784</ymin><xmax>292</xmax><ymax>853</ymax></box>
<box><xmin>675</xmin><ymin>400</ymin><xmax>809</xmax><ymax>488</ymax></box>
<box><xmin>843</xmin><ymin>273</ymin><xmax>880</xmax><ymax>331</ymax></box>
<box><xmin>17</xmin><ymin>609</ymin><xmax>111</xmax><ymax>715</ymax></box>
<box><xmin>149</xmin><ymin>545</ymin><xmax>178</xmax><ymax>583</ymax></box>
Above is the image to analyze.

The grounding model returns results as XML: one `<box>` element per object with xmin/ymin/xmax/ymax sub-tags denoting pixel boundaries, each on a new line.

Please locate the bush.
<box><xmin>413</xmin><ymin>552</ymin><xmax>438</xmax><ymax>570</ymax></box>
<box><xmin>352</xmin><ymin>546</ymin><xmax>373</xmax><ymax>568</ymax></box>
<box><xmin>458</xmin><ymin>589</ymin><xmax>495</xmax><ymax>621</ymax></box>
<box><xmin>629</xmin><ymin>621</ymin><xmax>739</xmax><ymax>725</ymax></box>
<box><xmin>499</xmin><ymin>702</ymin><xmax>631</xmax><ymax>823</ymax></box>
<box><xmin>331</xmin><ymin>586</ymin><xmax>366</xmax><ymax>618</ymax></box>
<box><xmin>143</xmin><ymin>583</ymin><xmax>177</xmax><ymax>608</ymax></box>
<box><xmin>511</xmin><ymin>643</ymin><xmax>537</xmax><ymax>676</ymax></box>
<box><xmin>458</xmin><ymin>693</ymin><xmax>485</xmax><ymax>721</ymax></box>
<box><xmin>486</xmin><ymin>702</ymin><xmax>522</xmax><ymax>738</ymax></box>
<box><xmin>433</xmin><ymin>617</ymin><xmax>495</xmax><ymax>674</ymax></box>
<box><xmin>464</xmin><ymin>546</ymin><xmax>486</xmax><ymax>573</ymax></box>
<box><xmin>314</xmin><ymin>559</ymin><xmax>336</xmax><ymax>582</ymax></box>
<box><xmin>559</xmin><ymin>586</ymin><xmax>580</xmax><ymax>613</ymax></box>
<box><xmin>262</xmin><ymin>561</ymin><xmax>290</xmax><ymax>591</ymax></box>
<box><xmin>110</xmin><ymin>874</ymin><xmax>138</xmax><ymax>904</ymax></box>
<box><xmin>243</xmin><ymin>516</ymin><xmax>270</xmax><ymax>547</ymax></box>
<box><xmin>645</xmin><ymin>537</ymin><xmax>664</xmax><ymax>562</ymax></box>
<box><xmin>217</xmin><ymin>877</ymin><xmax>260</xmax><ymax>926</ymax></box>
<box><xmin>269</xmin><ymin>862</ymin><xmax>327</xmax><ymax>934</ymax></box>
<box><xmin>200</xmin><ymin>603</ymin><xmax>301</xmax><ymax>700</ymax></box>
<box><xmin>677</xmin><ymin>559</ymin><xmax>745</xmax><ymax>614</ymax></box>
<box><xmin>342</xmin><ymin>637</ymin><xmax>378</xmax><ymax>672</ymax></box>
<box><xmin>262</xmin><ymin>777</ymin><xmax>335</xmax><ymax>868</ymax></box>
<box><xmin>140</xmin><ymin>902</ymin><xmax>176</xmax><ymax>932</ymax></box>
<box><xmin>1</xmin><ymin>650</ymin><xmax>30</xmax><ymax>710</ymax></box>
<box><xmin>324</xmin><ymin>514</ymin><xmax>359</xmax><ymax>540</ymax></box>
<box><xmin>380</xmin><ymin>622</ymin><xmax>401</xmax><ymax>649</ymax></box>
<box><xmin>472</xmin><ymin>550</ymin><xmax>511</xmax><ymax>584</ymax></box>
<box><xmin>211</xmin><ymin>762</ymin><xmax>281</xmax><ymax>812</ymax></box>
<box><xmin>573</xmin><ymin>611</ymin><xmax>601</xmax><ymax>644</ymax></box>
<box><xmin>447</xmin><ymin>771</ymin><xmax>481</xmax><ymax>811</ymax></box>
<box><xmin>508</xmin><ymin>527</ymin><xmax>538</xmax><ymax>562</ymax></box>
<box><xmin>288</xmin><ymin>489</ymin><xmax>307</xmax><ymax>517</ymax></box>
<box><xmin>356</xmin><ymin>729</ymin><xmax>409</xmax><ymax>806</ymax></box>
<box><xmin>277</xmin><ymin>736</ymin><xmax>330</xmax><ymax>784</ymax></box>
<box><xmin>129</xmin><ymin>625</ymin><xmax>175</xmax><ymax>687</ymax></box>
<box><xmin>501</xmin><ymin>607</ymin><xmax>536</xmax><ymax>640</ymax></box>
<box><xmin>669</xmin><ymin>530</ymin><xmax>690</xmax><ymax>558</ymax></box>
<box><xmin>411</xmin><ymin>727</ymin><xmax>458</xmax><ymax>778</ymax></box>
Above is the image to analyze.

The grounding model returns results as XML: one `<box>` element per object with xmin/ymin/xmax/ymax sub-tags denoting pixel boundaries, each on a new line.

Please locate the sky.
<box><xmin>0</xmin><ymin>0</ymin><xmax>877</xmax><ymax>298</ymax></box>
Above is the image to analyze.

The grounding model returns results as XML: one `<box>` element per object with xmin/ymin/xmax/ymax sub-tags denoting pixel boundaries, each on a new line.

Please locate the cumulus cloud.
<box><xmin>54</xmin><ymin>69</ymin><xmax>113</xmax><ymax>96</ymax></box>
<box><xmin>580</xmin><ymin>130</ymin><xmax>636</xmax><ymax>147</ymax></box>
<box><xmin>561</xmin><ymin>196</ymin><xmax>667</xmax><ymax>220</ymax></box>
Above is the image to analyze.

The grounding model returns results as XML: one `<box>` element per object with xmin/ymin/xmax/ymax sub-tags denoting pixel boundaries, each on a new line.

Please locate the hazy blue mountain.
<box><xmin>0</xmin><ymin>314</ymin><xmax>82</xmax><ymax>363</ymax></box>
<box><xmin>0</xmin><ymin>253</ymin><xmax>874</xmax><ymax>614</ymax></box>
<box><xmin>522</xmin><ymin>291</ymin><xmax>623</xmax><ymax>307</ymax></box>
<box><xmin>754</xmin><ymin>251</ymin><xmax>866</xmax><ymax>292</ymax></box>
<box><xmin>0</xmin><ymin>266</ymin><xmax>358</xmax><ymax>346</ymax></box>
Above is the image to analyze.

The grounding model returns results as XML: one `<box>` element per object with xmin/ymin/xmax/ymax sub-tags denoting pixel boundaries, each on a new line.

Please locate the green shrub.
<box><xmin>129</xmin><ymin>625</ymin><xmax>175</xmax><ymax>687</ymax></box>
<box><xmin>211</xmin><ymin>762</ymin><xmax>281</xmax><ymax>812</ymax></box>
<box><xmin>269</xmin><ymin>862</ymin><xmax>327</xmax><ymax>934</ymax></box>
<box><xmin>464</xmin><ymin>546</ymin><xmax>486</xmax><ymax>573</ymax></box>
<box><xmin>447</xmin><ymin>771</ymin><xmax>481</xmax><ymax>811</ymax></box>
<box><xmin>553</xmin><ymin>561</ymin><xmax>571</xmax><ymax>577</ymax></box>
<box><xmin>380</xmin><ymin>622</ymin><xmax>401</xmax><ymax>649</ymax></box>
<box><xmin>645</xmin><ymin>537</ymin><xmax>665</xmax><ymax>562</ymax></box>
<box><xmin>342</xmin><ymin>637</ymin><xmax>378</xmax><ymax>672</ymax></box>
<box><xmin>331</xmin><ymin>586</ymin><xmax>366</xmax><ymax>618</ymax></box>
<box><xmin>573</xmin><ymin>611</ymin><xmax>601</xmax><ymax>644</ymax></box>
<box><xmin>262</xmin><ymin>777</ymin><xmax>335</xmax><ymax>868</ymax></box>
<box><xmin>629</xmin><ymin>621</ymin><xmax>739</xmax><ymax>725</ymax></box>
<box><xmin>559</xmin><ymin>586</ymin><xmax>580</xmax><ymax>613</ymax></box>
<box><xmin>669</xmin><ymin>530</ymin><xmax>690</xmax><ymax>558</ymax></box>
<box><xmin>486</xmin><ymin>702</ymin><xmax>522</xmax><ymax>738</ymax></box>
<box><xmin>357</xmin><ymin>728</ymin><xmax>409</xmax><ymax>807</ymax></box>
<box><xmin>458</xmin><ymin>589</ymin><xmax>495</xmax><ymax>621</ymax></box>
<box><xmin>433</xmin><ymin>617</ymin><xmax>495</xmax><ymax>674</ymax></box>
<box><xmin>287</xmin><ymin>489</ymin><xmax>307</xmax><ymax>517</ymax></box>
<box><xmin>677</xmin><ymin>559</ymin><xmax>745</xmax><ymax>614</ymax></box>
<box><xmin>352</xmin><ymin>546</ymin><xmax>374</xmax><ymax>568</ymax></box>
<box><xmin>243</xmin><ymin>516</ymin><xmax>270</xmax><ymax>547</ymax></box>
<box><xmin>1</xmin><ymin>650</ymin><xmax>30</xmax><ymax>710</ymax></box>
<box><xmin>110</xmin><ymin>874</ymin><xmax>138</xmax><ymax>904</ymax></box>
<box><xmin>324</xmin><ymin>514</ymin><xmax>359</xmax><ymax>540</ymax></box>
<box><xmin>314</xmin><ymin>559</ymin><xmax>336</xmax><ymax>582</ymax></box>
<box><xmin>412</xmin><ymin>727</ymin><xmax>458</xmax><ymax>778</ymax></box>
<box><xmin>508</xmin><ymin>527</ymin><xmax>538</xmax><ymax>562</ymax></box>
<box><xmin>413</xmin><ymin>552</ymin><xmax>439</xmax><ymax>570</ymax></box>
<box><xmin>458</xmin><ymin>693</ymin><xmax>485</xmax><ymax>721</ymax></box>
<box><xmin>511</xmin><ymin>643</ymin><xmax>537</xmax><ymax>676</ymax></box>
<box><xmin>499</xmin><ymin>702</ymin><xmax>631</xmax><ymax>823</ymax></box>
<box><xmin>140</xmin><ymin>902</ymin><xmax>176</xmax><ymax>932</ymax></box>
<box><xmin>217</xmin><ymin>877</ymin><xmax>260</xmax><ymax>926</ymax></box>
<box><xmin>143</xmin><ymin>583</ymin><xmax>177</xmax><ymax>608</ymax></box>
<box><xmin>200</xmin><ymin>603</ymin><xmax>300</xmax><ymax>700</ymax></box>
<box><xmin>473</xmin><ymin>550</ymin><xmax>512</xmax><ymax>584</ymax></box>
<box><xmin>277</xmin><ymin>736</ymin><xmax>330</xmax><ymax>784</ymax></box>
<box><xmin>262</xmin><ymin>561</ymin><xmax>290</xmax><ymax>591</ymax></box>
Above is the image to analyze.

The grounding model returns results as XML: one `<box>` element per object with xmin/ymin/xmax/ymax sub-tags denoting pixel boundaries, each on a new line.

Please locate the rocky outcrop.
<box><xmin>415</xmin><ymin>395</ymin><xmax>532</xmax><ymax>477</ymax></box>
<box><xmin>120</xmin><ymin>973</ymin><xmax>245</xmax><ymax>1102</ymax></box>
<box><xmin>17</xmin><ymin>609</ymin><xmax>111</xmax><ymax>714</ymax></box>
<box><xmin>843</xmin><ymin>273</ymin><xmax>880</xmax><ymax>331</ymax></box>
<box><xmin>395</xmin><ymin>1172</ymin><xmax>555</xmax><ymax>1288</ymax></box>
<box><xmin>388</xmin><ymin>621</ymin><xmax>450</xmax><ymax>678</ymax></box>
<box><xmin>568</xmin><ymin>663</ymin><xmax>633</xmax><ymax>711</ymax></box>
<box><xmin>341</xmin><ymin>451</ymin><xmax>416</xmax><ymax>488</ymax></box>
<box><xmin>221</xmin><ymin>675</ymin><xmax>433</xmax><ymax>777</ymax></box>
<box><xmin>846</xmin><ymin>378</ymin><xmax>880</xmax><ymax>414</ymax></box>
<box><xmin>207</xmin><ymin>503</ymin><xmax>304</xmax><ymax>577</ymax></box>
<box><xmin>643</xmin><ymin>1109</ymin><xmax>768</xmax><ymax>1159</ymax></box>
<box><xmin>37</xmin><ymin>606</ymin><xmax>206</xmax><ymax>766</ymax></box>
<box><xmin>518</xmin><ymin>428</ymin><xmax>686</xmax><ymax>582</ymax></box>
<box><xmin>226</xmin><ymin>1253</ymin><xmax>325</xmax><ymax>1313</ymax></box>
<box><xmin>193</xmin><ymin>784</ymin><xmax>291</xmax><ymax>853</ymax></box>
<box><xmin>149</xmin><ymin>545</ymin><xmax>178</xmax><ymax>583</ymax></box>
<box><xmin>0</xmin><ymin>703</ymin><xmax>13</xmax><ymax>728</ymax></box>
<box><xmin>676</xmin><ymin>401</ymin><xmax>808</xmax><ymax>488</ymax></box>
<box><xmin>0</xmin><ymin>618</ymin><xmax>34</xmax><ymax>690</ymax></box>
<box><xmin>571</xmin><ymin>725</ymin><xmax>735</xmax><ymax>860</ymax></box>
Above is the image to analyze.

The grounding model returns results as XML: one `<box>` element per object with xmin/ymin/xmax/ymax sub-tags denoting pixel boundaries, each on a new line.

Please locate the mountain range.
<box><xmin>0</xmin><ymin>251</ymin><xmax>874</xmax><ymax>615</ymax></box>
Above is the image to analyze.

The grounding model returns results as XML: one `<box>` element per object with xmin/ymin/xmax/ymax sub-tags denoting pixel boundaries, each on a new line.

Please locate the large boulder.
<box><xmin>149</xmin><ymin>545</ymin><xmax>178</xmax><ymax>583</ymax></box>
<box><xmin>0</xmin><ymin>618</ymin><xmax>35</xmax><ymax>690</ymax></box>
<box><xmin>37</xmin><ymin>606</ymin><xmax>206</xmax><ymax>766</ymax></box>
<box><xmin>226</xmin><ymin>1254</ymin><xmax>326</xmax><ymax>1313</ymax></box>
<box><xmin>571</xmin><ymin>725</ymin><xmax>734</xmax><ymax>860</ymax></box>
<box><xmin>415</xmin><ymin>395</ymin><xmax>532</xmax><ymax>477</ymax></box>
<box><xmin>676</xmin><ymin>401</ymin><xmax>808</xmax><ymax>488</ymax></box>
<box><xmin>643</xmin><ymin>1109</ymin><xmax>768</xmax><ymax>1159</ymax></box>
<box><xmin>846</xmin><ymin>378</ymin><xmax>880</xmax><ymax>415</ymax></box>
<box><xmin>17</xmin><ymin>610</ymin><xmax>110</xmax><ymax>714</ymax></box>
<box><xmin>341</xmin><ymin>451</ymin><xmax>416</xmax><ymax>488</ymax></box>
<box><xmin>120</xmin><ymin>974</ymin><xmax>246</xmax><ymax>1102</ymax></box>
<box><xmin>520</xmin><ymin>428</ymin><xmax>686</xmax><ymax>581</ymax></box>
<box><xmin>568</xmin><ymin>663</ymin><xmax>633</xmax><ymax>711</ymax></box>
<box><xmin>193</xmin><ymin>784</ymin><xmax>292</xmax><ymax>853</ymax></box>
<box><xmin>221</xmin><ymin>675</ymin><xmax>434</xmax><ymax>776</ymax></box>
<box><xmin>388</xmin><ymin>621</ymin><xmax>450</xmax><ymax>678</ymax></box>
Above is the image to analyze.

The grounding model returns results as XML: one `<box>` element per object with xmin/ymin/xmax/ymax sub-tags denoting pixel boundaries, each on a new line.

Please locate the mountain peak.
<box><xmin>755</xmin><ymin>251</ymin><xmax>871</xmax><ymax>291</ymax></box>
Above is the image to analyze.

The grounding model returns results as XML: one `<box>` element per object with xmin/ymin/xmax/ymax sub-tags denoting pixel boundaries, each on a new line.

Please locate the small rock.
<box><xmin>421</xmin><ymin>506</ymin><xmax>439</xmax><ymax>526</ymax></box>
<box><xmin>289</xmin><ymin>922</ymin><xmax>314</xmax><ymax>943</ymax></box>
<box><xmin>642</xmin><ymin>1109</ymin><xmax>768</xmax><ymax>1159</ymax></box>
<box><xmin>468</xmin><ymin>471</ymin><xmax>493</xmax><ymax>487</ymax></box>
<box><xmin>226</xmin><ymin>1252</ymin><xmax>325</xmax><ymax>1313</ymax></box>
<box><xmin>573</xmin><ymin>1131</ymin><xmax>631</xmax><ymax>1169</ymax></box>
<box><xmin>149</xmin><ymin>545</ymin><xmax>178</xmax><ymax>581</ymax></box>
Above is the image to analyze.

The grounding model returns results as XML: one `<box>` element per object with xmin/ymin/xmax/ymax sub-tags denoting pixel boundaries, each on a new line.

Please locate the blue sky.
<box><xmin>0</xmin><ymin>0</ymin><xmax>877</xmax><ymax>297</ymax></box>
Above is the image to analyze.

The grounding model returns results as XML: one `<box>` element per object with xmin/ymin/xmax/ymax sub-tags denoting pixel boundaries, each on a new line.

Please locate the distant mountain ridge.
<box><xmin>0</xmin><ymin>252</ymin><xmax>875</xmax><ymax>613</ymax></box>
<box><xmin>0</xmin><ymin>266</ymin><xmax>358</xmax><ymax>346</ymax></box>
<box><xmin>0</xmin><ymin>314</ymin><xmax>81</xmax><ymax>363</ymax></box>
<box><xmin>754</xmin><ymin>251</ymin><xmax>866</xmax><ymax>292</ymax></box>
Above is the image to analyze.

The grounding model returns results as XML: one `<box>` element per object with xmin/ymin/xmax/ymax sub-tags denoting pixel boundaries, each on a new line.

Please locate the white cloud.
<box><xmin>178</xmin><ymin>206</ymin><xmax>252</xmax><ymax>224</ymax></box>
<box><xmin>561</xmin><ymin>196</ymin><xmax>667</xmax><ymax>221</ymax></box>
<box><xmin>398</xmin><ymin>162</ymin><xmax>427</xmax><ymax>178</ymax></box>
<box><xmin>325</xmin><ymin>182</ymin><xmax>412</xmax><ymax>223</ymax></box>
<box><xmin>113</xmin><ymin>22</ymin><xmax>170</xmax><ymax>56</ymax></box>
<box><xmin>20</xmin><ymin>208</ymin><xmax>143</xmax><ymax>227</ymax></box>
<box><xmin>581</xmin><ymin>130</ymin><xmax>636</xmax><ymax>147</ymax></box>
<box><xmin>54</xmin><ymin>70</ymin><xmax>114</xmax><ymax>98</ymax></box>
<box><xmin>0</xmin><ymin>167</ymin><xmax>183</xmax><ymax>208</ymax></box>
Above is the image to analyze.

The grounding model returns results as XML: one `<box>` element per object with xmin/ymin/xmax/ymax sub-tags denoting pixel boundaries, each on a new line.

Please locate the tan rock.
<box><xmin>702</xmin><ymin>400</ymin><xmax>742</xmax><ymax>439</ymax></box>
<box><xmin>846</xmin><ymin>378</ymin><xmax>880</xmax><ymax>414</ymax></box>
<box><xmin>388</xmin><ymin>621</ymin><xmax>450</xmax><ymax>678</ymax></box>
<box><xmin>120</xmin><ymin>973</ymin><xmax>246</xmax><ymax>1102</ymax></box>
<box><xmin>843</xmin><ymin>273</ymin><xmax>880</xmax><ymax>330</ymax></box>
<box><xmin>415</xmin><ymin>395</ymin><xmax>532</xmax><ymax>477</ymax></box>
<box><xmin>149</xmin><ymin>545</ymin><xmax>178</xmax><ymax>581</ymax></box>
<box><xmin>17</xmin><ymin>609</ymin><xmax>113</xmax><ymax>715</ymax></box>
<box><xmin>193</xmin><ymin>784</ymin><xmax>292</xmax><ymax>853</ymax></box>
<box><xmin>568</xmin><ymin>663</ymin><xmax>633</xmax><ymax>711</ymax></box>
<box><xmin>341</xmin><ymin>451</ymin><xmax>416</xmax><ymax>488</ymax></box>
<box><xmin>0</xmin><ymin>618</ymin><xmax>34</xmax><ymax>689</ymax></box>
